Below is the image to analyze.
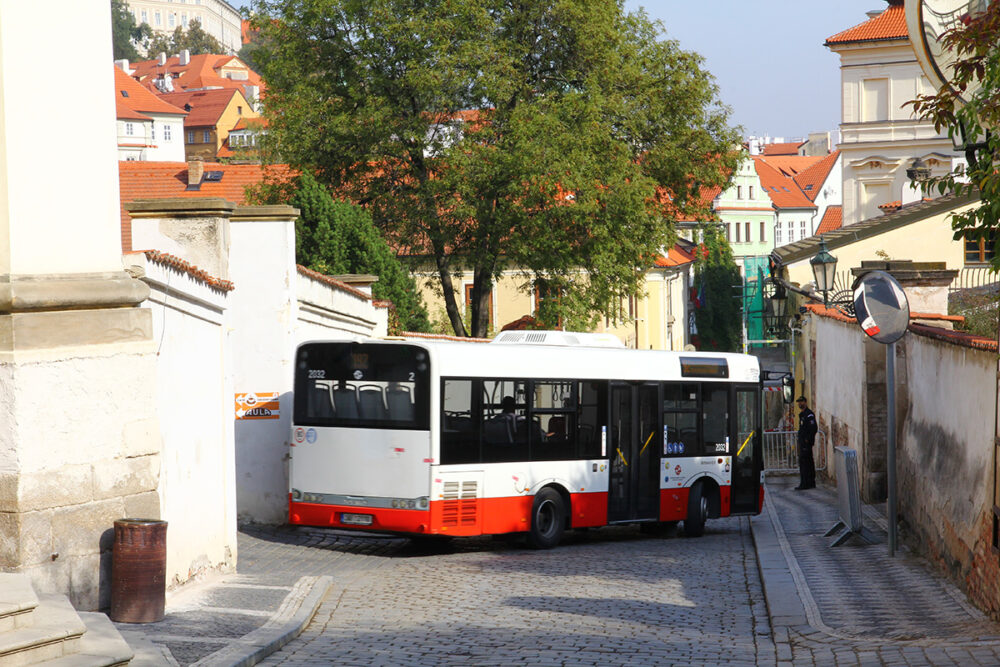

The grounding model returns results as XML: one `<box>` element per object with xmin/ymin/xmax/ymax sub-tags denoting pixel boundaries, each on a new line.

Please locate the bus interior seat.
<box><xmin>332</xmin><ymin>383</ymin><xmax>360</xmax><ymax>420</ymax></box>
<box><xmin>310</xmin><ymin>382</ymin><xmax>335</xmax><ymax>418</ymax></box>
<box><xmin>386</xmin><ymin>385</ymin><xmax>415</xmax><ymax>421</ymax></box>
<box><xmin>358</xmin><ymin>385</ymin><xmax>387</xmax><ymax>420</ymax></box>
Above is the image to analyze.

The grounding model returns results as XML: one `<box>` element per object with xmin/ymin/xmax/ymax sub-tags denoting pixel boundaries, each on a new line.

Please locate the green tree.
<box><xmin>907</xmin><ymin>3</ymin><xmax>1000</xmax><ymax>267</ymax></box>
<box><xmin>257</xmin><ymin>172</ymin><xmax>431</xmax><ymax>333</ymax></box>
<box><xmin>111</xmin><ymin>0</ymin><xmax>151</xmax><ymax>61</ymax></box>
<box><xmin>249</xmin><ymin>0</ymin><xmax>739</xmax><ymax>337</ymax></box>
<box><xmin>147</xmin><ymin>19</ymin><xmax>225</xmax><ymax>57</ymax></box>
<box><xmin>693</xmin><ymin>225</ymin><xmax>741</xmax><ymax>352</ymax></box>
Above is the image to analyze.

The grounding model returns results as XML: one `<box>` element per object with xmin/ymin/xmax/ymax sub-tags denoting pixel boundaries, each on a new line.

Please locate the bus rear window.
<box><xmin>294</xmin><ymin>343</ymin><xmax>430</xmax><ymax>429</ymax></box>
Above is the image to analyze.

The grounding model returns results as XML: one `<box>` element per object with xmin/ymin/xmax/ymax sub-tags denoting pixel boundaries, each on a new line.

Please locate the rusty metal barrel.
<box><xmin>110</xmin><ymin>518</ymin><xmax>167</xmax><ymax>623</ymax></box>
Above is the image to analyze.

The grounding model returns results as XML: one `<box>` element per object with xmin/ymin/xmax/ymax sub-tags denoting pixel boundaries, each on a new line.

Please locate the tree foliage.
<box><xmin>253</xmin><ymin>172</ymin><xmax>430</xmax><ymax>333</ymax></box>
<box><xmin>147</xmin><ymin>19</ymin><xmax>225</xmax><ymax>57</ymax></box>
<box><xmin>693</xmin><ymin>225</ymin><xmax>741</xmax><ymax>352</ymax></box>
<box><xmin>907</xmin><ymin>3</ymin><xmax>1000</xmax><ymax>268</ymax></box>
<box><xmin>111</xmin><ymin>0</ymin><xmax>151</xmax><ymax>61</ymax></box>
<box><xmin>248</xmin><ymin>0</ymin><xmax>740</xmax><ymax>337</ymax></box>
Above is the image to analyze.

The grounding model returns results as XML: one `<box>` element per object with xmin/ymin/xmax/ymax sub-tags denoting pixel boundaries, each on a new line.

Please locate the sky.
<box><xmin>230</xmin><ymin>0</ymin><xmax>888</xmax><ymax>141</ymax></box>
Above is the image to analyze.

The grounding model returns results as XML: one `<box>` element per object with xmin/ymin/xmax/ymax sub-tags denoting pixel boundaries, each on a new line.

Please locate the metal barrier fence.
<box><xmin>762</xmin><ymin>429</ymin><xmax>827</xmax><ymax>475</ymax></box>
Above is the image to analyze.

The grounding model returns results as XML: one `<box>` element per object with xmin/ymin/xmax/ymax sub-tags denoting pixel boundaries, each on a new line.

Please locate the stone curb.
<box><xmin>189</xmin><ymin>575</ymin><xmax>333</xmax><ymax>667</ymax></box>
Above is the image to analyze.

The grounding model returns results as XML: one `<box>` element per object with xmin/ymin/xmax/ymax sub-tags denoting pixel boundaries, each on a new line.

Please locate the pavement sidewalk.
<box><xmin>115</xmin><ymin>477</ymin><xmax>1000</xmax><ymax>666</ymax></box>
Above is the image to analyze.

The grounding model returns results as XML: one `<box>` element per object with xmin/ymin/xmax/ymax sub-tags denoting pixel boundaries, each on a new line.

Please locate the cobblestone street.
<box><xmin>249</xmin><ymin>520</ymin><xmax>770</xmax><ymax>667</ymax></box>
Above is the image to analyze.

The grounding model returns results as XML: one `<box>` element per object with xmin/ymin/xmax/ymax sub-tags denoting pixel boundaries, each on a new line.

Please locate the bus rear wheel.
<box><xmin>683</xmin><ymin>482</ymin><xmax>708</xmax><ymax>537</ymax></box>
<box><xmin>527</xmin><ymin>488</ymin><xmax>565</xmax><ymax>549</ymax></box>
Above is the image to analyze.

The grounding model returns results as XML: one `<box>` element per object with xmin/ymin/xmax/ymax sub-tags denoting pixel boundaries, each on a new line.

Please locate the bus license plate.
<box><xmin>341</xmin><ymin>513</ymin><xmax>373</xmax><ymax>526</ymax></box>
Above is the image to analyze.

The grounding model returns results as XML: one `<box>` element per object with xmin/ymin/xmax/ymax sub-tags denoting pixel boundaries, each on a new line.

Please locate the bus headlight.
<box><xmin>291</xmin><ymin>489</ymin><xmax>302</xmax><ymax>501</ymax></box>
<box><xmin>417</xmin><ymin>496</ymin><xmax>428</xmax><ymax>510</ymax></box>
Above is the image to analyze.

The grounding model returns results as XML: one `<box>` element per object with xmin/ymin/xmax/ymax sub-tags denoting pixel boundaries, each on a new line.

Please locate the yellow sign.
<box><xmin>235</xmin><ymin>392</ymin><xmax>280</xmax><ymax>420</ymax></box>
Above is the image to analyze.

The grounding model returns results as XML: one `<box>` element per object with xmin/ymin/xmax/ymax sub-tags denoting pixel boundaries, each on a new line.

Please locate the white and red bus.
<box><xmin>289</xmin><ymin>332</ymin><xmax>764</xmax><ymax>547</ymax></box>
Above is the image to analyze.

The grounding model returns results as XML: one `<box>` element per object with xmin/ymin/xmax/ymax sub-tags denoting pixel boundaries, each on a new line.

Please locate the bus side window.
<box><xmin>702</xmin><ymin>385</ymin><xmax>729</xmax><ymax>455</ymax></box>
<box><xmin>577</xmin><ymin>380</ymin><xmax>607</xmax><ymax>459</ymax></box>
<box><xmin>442</xmin><ymin>379</ymin><xmax>480</xmax><ymax>464</ymax></box>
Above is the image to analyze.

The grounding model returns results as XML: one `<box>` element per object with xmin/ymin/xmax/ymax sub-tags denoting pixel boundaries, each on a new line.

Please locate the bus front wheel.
<box><xmin>683</xmin><ymin>482</ymin><xmax>708</xmax><ymax>537</ymax></box>
<box><xmin>527</xmin><ymin>488</ymin><xmax>565</xmax><ymax>549</ymax></box>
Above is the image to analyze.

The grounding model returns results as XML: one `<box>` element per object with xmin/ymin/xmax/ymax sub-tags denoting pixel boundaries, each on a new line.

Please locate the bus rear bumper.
<box><xmin>289</xmin><ymin>500</ymin><xmax>432</xmax><ymax>533</ymax></box>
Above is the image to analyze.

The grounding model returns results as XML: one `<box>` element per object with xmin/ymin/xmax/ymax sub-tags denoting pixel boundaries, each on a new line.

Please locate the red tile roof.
<box><xmin>826</xmin><ymin>3</ymin><xmax>907</xmax><ymax>45</ymax></box>
<box><xmin>762</xmin><ymin>142</ymin><xmax>804</xmax><ymax>156</ymax></box>
<box><xmin>752</xmin><ymin>157</ymin><xmax>816</xmax><ymax>209</ymax></box>
<box><xmin>130</xmin><ymin>53</ymin><xmax>264</xmax><ymax>94</ymax></box>
<box><xmin>114</xmin><ymin>66</ymin><xmax>187</xmax><ymax>118</ymax></box>
<box><xmin>653</xmin><ymin>244</ymin><xmax>696</xmax><ymax>268</ymax></box>
<box><xmin>816</xmin><ymin>206</ymin><xmax>842</xmax><ymax>234</ymax></box>
<box><xmin>118</xmin><ymin>161</ymin><xmax>295</xmax><ymax>251</ymax></box>
<box><xmin>157</xmin><ymin>88</ymin><xmax>244</xmax><ymax>127</ymax></box>
<box><xmin>793</xmin><ymin>151</ymin><xmax>839</xmax><ymax>202</ymax></box>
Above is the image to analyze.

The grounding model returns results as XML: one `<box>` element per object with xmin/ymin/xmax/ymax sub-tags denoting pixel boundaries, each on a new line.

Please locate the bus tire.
<box><xmin>527</xmin><ymin>487</ymin><xmax>565</xmax><ymax>549</ymax></box>
<box><xmin>683</xmin><ymin>482</ymin><xmax>708</xmax><ymax>537</ymax></box>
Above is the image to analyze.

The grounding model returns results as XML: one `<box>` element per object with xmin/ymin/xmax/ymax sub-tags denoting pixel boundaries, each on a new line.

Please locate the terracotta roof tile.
<box><xmin>114</xmin><ymin>66</ymin><xmax>187</xmax><ymax>118</ymax></box>
<box><xmin>126</xmin><ymin>249</ymin><xmax>235</xmax><ymax>292</ymax></box>
<box><xmin>816</xmin><ymin>206</ymin><xmax>842</xmax><ymax>234</ymax></box>
<box><xmin>793</xmin><ymin>151</ymin><xmax>839</xmax><ymax>202</ymax></box>
<box><xmin>752</xmin><ymin>157</ymin><xmax>816</xmax><ymax>209</ymax></box>
<box><xmin>826</xmin><ymin>4</ymin><xmax>907</xmax><ymax>45</ymax></box>
<box><xmin>653</xmin><ymin>244</ymin><xmax>696</xmax><ymax>268</ymax></box>
<box><xmin>118</xmin><ymin>161</ymin><xmax>295</xmax><ymax>251</ymax></box>
<box><xmin>157</xmin><ymin>88</ymin><xmax>245</xmax><ymax>127</ymax></box>
<box><xmin>130</xmin><ymin>53</ymin><xmax>264</xmax><ymax>94</ymax></box>
<box><xmin>762</xmin><ymin>142</ymin><xmax>804</xmax><ymax>156</ymax></box>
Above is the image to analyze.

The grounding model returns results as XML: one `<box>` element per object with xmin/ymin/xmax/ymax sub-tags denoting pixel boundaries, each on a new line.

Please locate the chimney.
<box><xmin>114</xmin><ymin>58</ymin><xmax>130</xmax><ymax>73</ymax></box>
<box><xmin>158</xmin><ymin>52</ymin><xmax>167</xmax><ymax>66</ymax></box>
<box><xmin>179</xmin><ymin>49</ymin><xmax>190</xmax><ymax>66</ymax></box>
<box><xmin>187</xmin><ymin>157</ymin><xmax>204</xmax><ymax>189</ymax></box>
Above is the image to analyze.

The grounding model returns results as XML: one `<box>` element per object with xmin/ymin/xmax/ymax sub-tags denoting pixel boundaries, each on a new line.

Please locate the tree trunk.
<box><xmin>470</xmin><ymin>268</ymin><xmax>492</xmax><ymax>338</ymax></box>
<box><xmin>435</xmin><ymin>252</ymin><xmax>467</xmax><ymax>337</ymax></box>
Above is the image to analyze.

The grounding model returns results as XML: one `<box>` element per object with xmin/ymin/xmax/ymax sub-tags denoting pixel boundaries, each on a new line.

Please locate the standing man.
<box><xmin>796</xmin><ymin>395</ymin><xmax>818</xmax><ymax>490</ymax></box>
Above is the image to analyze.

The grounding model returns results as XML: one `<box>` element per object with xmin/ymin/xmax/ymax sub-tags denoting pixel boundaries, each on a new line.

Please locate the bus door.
<box><xmin>730</xmin><ymin>385</ymin><xmax>762</xmax><ymax>514</ymax></box>
<box><xmin>608</xmin><ymin>382</ymin><xmax>660</xmax><ymax>523</ymax></box>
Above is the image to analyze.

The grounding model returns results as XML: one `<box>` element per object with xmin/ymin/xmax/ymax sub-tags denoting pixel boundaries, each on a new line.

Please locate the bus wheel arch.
<box><xmin>526</xmin><ymin>485</ymin><xmax>568</xmax><ymax>549</ymax></box>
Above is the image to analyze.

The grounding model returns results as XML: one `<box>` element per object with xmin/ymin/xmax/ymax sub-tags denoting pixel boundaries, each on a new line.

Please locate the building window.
<box><xmin>725</xmin><ymin>223</ymin><xmax>731</xmax><ymax>243</ymax></box>
<box><xmin>150</xmin><ymin>123</ymin><xmax>156</xmax><ymax>142</ymax></box>
<box><xmin>203</xmin><ymin>130</ymin><xmax>211</xmax><ymax>143</ymax></box>
<box><xmin>125</xmin><ymin>122</ymin><xmax>134</xmax><ymax>136</ymax></box>
<box><xmin>164</xmin><ymin>124</ymin><xmax>172</xmax><ymax>141</ymax></box>
<box><xmin>862</xmin><ymin>78</ymin><xmax>889</xmax><ymax>122</ymax></box>
<box><xmin>800</xmin><ymin>220</ymin><xmax>806</xmax><ymax>240</ymax></box>
<box><xmin>155</xmin><ymin>11</ymin><xmax>161</xmax><ymax>25</ymax></box>
<box><xmin>187</xmin><ymin>130</ymin><xmax>194</xmax><ymax>144</ymax></box>
<box><xmin>775</xmin><ymin>225</ymin><xmax>782</xmax><ymax>246</ymax></box>
<box><xmin>759</xmin><ymin>221</ymin><xmax>765</xmax><ymax>241</ymax></box>
<box><xmin>182</xmin><ymin>13</ymin><xmax>188</xmax><ymax>27</ymax></box>
<box><xmin>169</xmin><ymin>13</ymin><xmax>176</xmax><ymax>27</ymax></box>
<box><xmin>745</xmin><ymin>222</ymin><xmax>750</xmax><ymax>243</ymax></box>
<box><xmin>141</xmin><ymin>9</ymin><xmax>148</xmax><ymax>22</ymax></box>
<box><xmin>749</xmin><ymin>186</ymin><xmax>754</xmax><ymax>199</ymax></box>
<box><xmin>736</xmin><ymin>185</ymin><xmax>743</xmax><ymax>199</ymax></box>
<box><xmin>734</xmin><ymin>222</ymin><xmax>740</xmax><ymax>243</ymax></box>
<box><xmin>965</xmin><ymin>232</ymin><xmax>996</xmax><ymax>264</ymax></box>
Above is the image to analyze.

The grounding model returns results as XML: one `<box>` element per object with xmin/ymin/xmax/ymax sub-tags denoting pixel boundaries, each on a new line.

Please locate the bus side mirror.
<box><xmin>782</xmin><ymin>376</ymin><xmax>793</xmax><ymax>404</ymax></box>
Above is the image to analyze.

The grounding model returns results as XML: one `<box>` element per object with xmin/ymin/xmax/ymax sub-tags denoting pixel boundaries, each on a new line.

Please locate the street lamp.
<box><xmin>763</xmin><ymin>279</ymin><xmax>787</xmax><ymax>337</ymax></box>
<box><xmin>809</xmin><ymin>238</ymin><xmax>837</xmax><ymax>306</ymax></box>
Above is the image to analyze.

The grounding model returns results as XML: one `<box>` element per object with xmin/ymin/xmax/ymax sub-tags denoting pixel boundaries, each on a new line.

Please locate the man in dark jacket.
<box><xmin>796</xmin><ymin>395</ymin><xmax>818</xmax><ymax>490</ymax></box>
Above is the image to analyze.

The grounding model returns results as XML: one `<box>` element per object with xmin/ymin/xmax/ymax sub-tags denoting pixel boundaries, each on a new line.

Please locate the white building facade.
<box><xmin>826</xmin><ymin>1</ymin><xmax>959</xmax><ymax>225</ymax></box>
<box><xmin>126</xmin><ymin>0</ymin><xmax>242</xmax><ymax>54</ymax></box>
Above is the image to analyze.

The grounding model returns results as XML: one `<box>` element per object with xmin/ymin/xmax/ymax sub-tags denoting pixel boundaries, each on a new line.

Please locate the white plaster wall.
<box><xmin>812</xmin><ymin>154</ymin><xmax>843</xmax><ymax>223</ymax></box>
<box><xmin>0</xmin><ymin>1</ymin><xmax>124</xmax><ymax>276</ymax></box>
<box><xmin>900</xmin><ymin>335</ymin><xmax>994</xmax><ymax>534</ymax></box>
<box><xmin>808</xmin><ymin>314</ymin><xmax>867</xmax><ymax>480</ymax></box>
<box><xmin>136</xmin><ymin>255</ymin><xmax>237</xmax><ymax>587</ymax></box>
<box><xmin>295</xmin><ymin>273</ymin><xmax>388</xmax><ymax>342</ymax></box>
<box><xmin>148</xmin><ymin>116</ymin><xmax>186</xmax><ymax>162</ymax></box>
<box><xmin>131</xmin><ymin>215</ymin><xmax>231</xmax><ymax>279</ymax></box>
<box><xmin>229</xmin><ymin>216</ymin><xmax>297</xmax><ymax>524</ymax></box>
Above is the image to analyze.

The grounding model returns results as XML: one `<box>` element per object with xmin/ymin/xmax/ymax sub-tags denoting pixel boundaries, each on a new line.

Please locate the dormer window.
<box><xmin>120</xmin><ymin>90</ymin><xmax>129</xmax><ymax>97</ymax></box>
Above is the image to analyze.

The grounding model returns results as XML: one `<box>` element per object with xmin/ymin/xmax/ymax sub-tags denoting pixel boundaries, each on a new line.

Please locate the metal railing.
<box><xmin>762</xmin><ymin>429</ymin><xmax>827</xmax><ymax>475</ymax></box>
<box><xmin>950</xmin><ymin>266</ymin><xmax>1000</xmax><ymax>294</ymax></box>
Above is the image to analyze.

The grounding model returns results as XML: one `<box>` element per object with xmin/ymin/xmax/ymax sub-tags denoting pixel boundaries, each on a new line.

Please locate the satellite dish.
<box><xmin>853</xmin><ymin>271</ymin><xmax>910</xmax><ymax>344</ymax></box>
<box><xmin>905</xmin><ymin>0</ymin><xmax>992</xmax><ymax>106</ymax></box>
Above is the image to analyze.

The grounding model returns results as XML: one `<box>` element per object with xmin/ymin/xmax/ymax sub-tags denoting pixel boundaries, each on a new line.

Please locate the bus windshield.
<box><xmin>294</xmin><ymin>342</ymin><xmax>430</xmax><ymax>430</ymax></box>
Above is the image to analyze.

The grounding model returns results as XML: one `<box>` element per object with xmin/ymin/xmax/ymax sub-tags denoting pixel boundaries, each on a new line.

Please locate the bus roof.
<box><xmin>299</xmin><ymin>338</ymin><xmax>760</xmax><ymax>384</ymax></box>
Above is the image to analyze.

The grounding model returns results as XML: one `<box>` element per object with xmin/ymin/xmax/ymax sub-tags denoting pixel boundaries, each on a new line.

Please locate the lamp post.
<box><xmin>763</xmin><ymin>279</ymin><xmax>787</xmax><ymax>338</ymax></box>
<box><xmin>809</xmin><ymin>238</ymin><xmax>838</xmax><ymax>306</ymax></box>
